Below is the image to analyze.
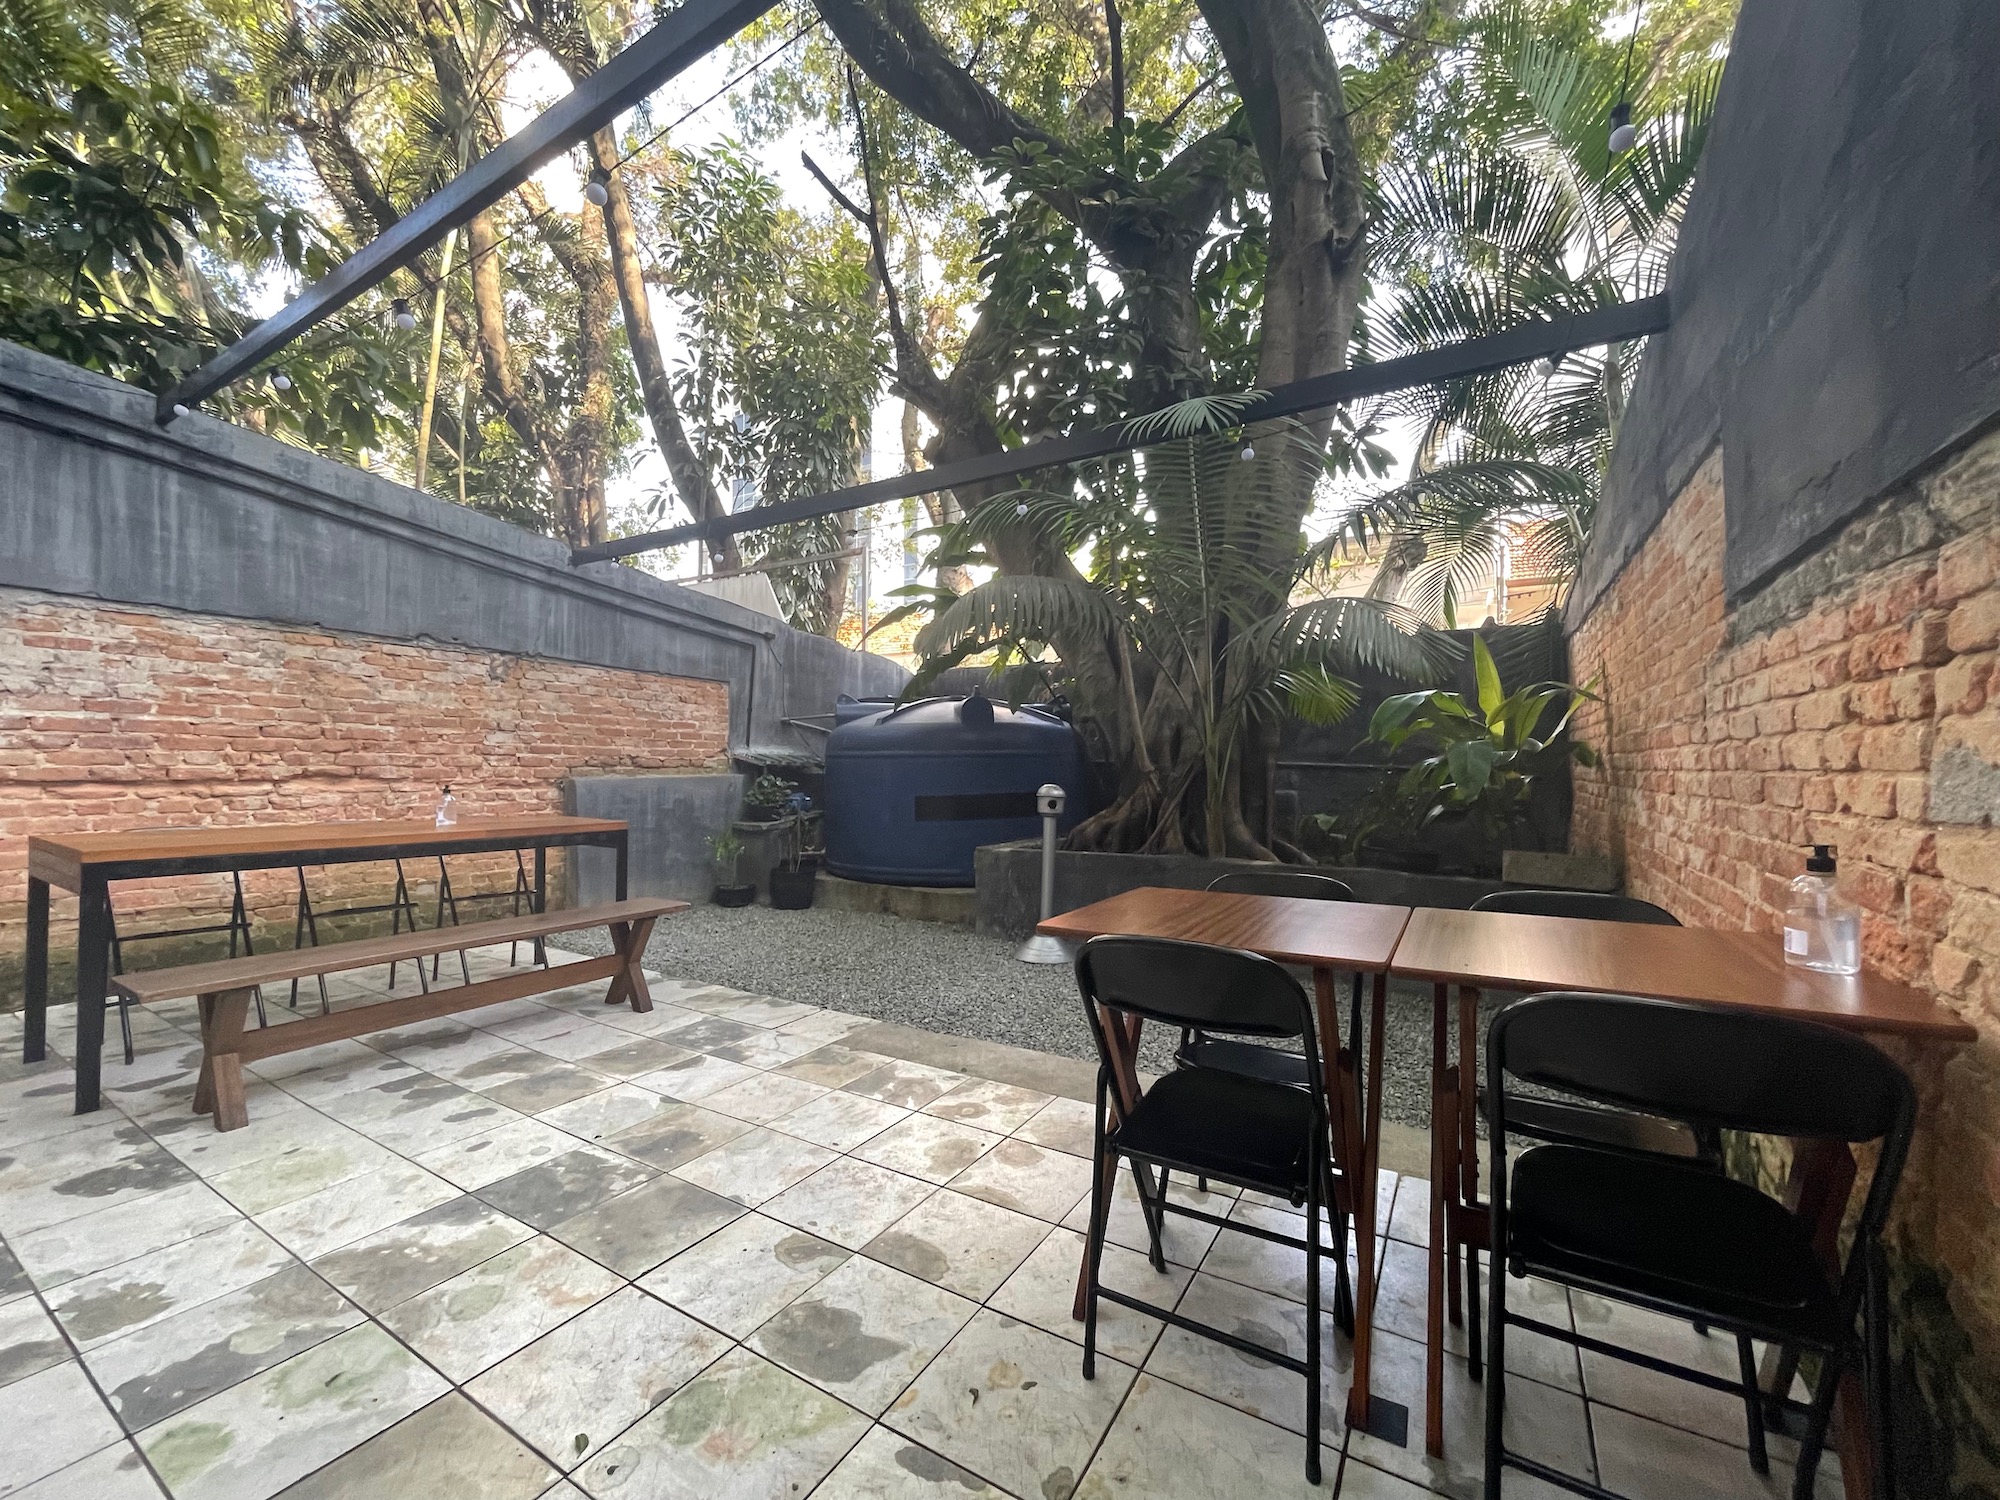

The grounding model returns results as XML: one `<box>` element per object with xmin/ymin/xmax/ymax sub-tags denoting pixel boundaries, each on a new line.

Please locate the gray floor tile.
<box><xmin>0</xmin><ymin>1361</ymin><xmax>127</xmax><ymax>1496</ymax></box>
<box><xmin>269</xmin><ymin>1393</ymin><xmax>558</xmax><ymax>1500</ymax></box>
<box><xmin>379</xmin><ymin>1236</ymin><xmax>622</xmax><ymax>1382</ymax></box>
<box><xmin>597</xmin><ymin>1101</ymin><xmax>753</xmax><ymax>1171</ymax></box>
<box><xmin>475</xmin><ymin>1149</ymin><xmax>656</xmax><ymax>1230</ymax></box>
<box><xmin>546</xmin><ymin>1174</ymin><xmax>743</xmax><ymax>1278</ymax></box>
<box><xmin>310</xmin><ymin>1195</ymin><xmax>532</xmax><ymax>1311</ymax></box>
<box><xmin>465</xmin><ymin>1286</ymin><xmax>730</xmax><ymax>1471</ymax></box>
<box><xmin>640</xmin><ymin>1213</ymin><xmax>850</xmax><ymax>1339</ymax></box>
<box><xmin>84</xmin><ymin>1264</ymin><xmax>362</xmax><ymax>1431</ymax></box>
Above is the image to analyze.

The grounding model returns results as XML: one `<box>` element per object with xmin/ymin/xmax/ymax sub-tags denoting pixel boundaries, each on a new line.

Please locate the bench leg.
<box><xmin>603</xmin><ymin>919</ymin><xmax>657</xmax><ymax>1013</ymax></box>
<box><xmin>194</xmin><ymin>987</ymin><xmax>256</xmax><ymax>1132</ymax></box>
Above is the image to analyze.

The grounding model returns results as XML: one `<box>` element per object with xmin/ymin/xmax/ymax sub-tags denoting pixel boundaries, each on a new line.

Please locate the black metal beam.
<box><xmin>572</xmin><ymin>293</ymin><xmax>1671</xmax><ymax>565</ymax></box>
<box><xmin>156</xmin><ymin>0</ymin><xmax>779</xmax><ymax>423</ymax></box>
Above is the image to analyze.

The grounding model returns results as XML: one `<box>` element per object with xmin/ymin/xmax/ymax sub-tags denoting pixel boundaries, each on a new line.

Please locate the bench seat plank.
<box><xmin>114</xmin><ymin>897</ymin><xmax>685</xmax><ymax>1132</ymax></box>
<box><xmin>109</xmin><ymin>897</ymin><xmax>686</xmax><ymax>1004</ymax></box>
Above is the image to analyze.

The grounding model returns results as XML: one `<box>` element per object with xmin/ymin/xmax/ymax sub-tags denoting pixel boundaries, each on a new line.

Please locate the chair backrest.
<box><xmin>1076</xmin><ymin>935</ymin><xmax>1313</xmax><ymax>1043</ymax></box>
<box><xmin>1487</xmin><ymin>992</ymin><xmax>1917</xmax><ymax>1320</ymax></box>
<box><xmin>1473</xmin><ymin>889</ymin><xmax>1680</xmax><ymax>925</ymax></box>
<box><xmin>1206</xmin><ymin>869</ymin><xmax>1357</xmax><ymax>902</ymax></box>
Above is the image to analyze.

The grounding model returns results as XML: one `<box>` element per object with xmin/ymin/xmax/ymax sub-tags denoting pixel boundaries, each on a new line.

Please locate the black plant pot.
<box><xmin>768</xmin><ymin>868</ymin><xmax>817</xmax><ymax>910</ymax></box>
<box><xmin>711</xmin><ymin>883</ymin><xmax>756</xmax><ymax>907</ymax></box>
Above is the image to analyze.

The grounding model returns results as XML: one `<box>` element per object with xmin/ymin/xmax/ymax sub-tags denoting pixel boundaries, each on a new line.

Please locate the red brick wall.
<box><xmin>0</xmin><ymin>588</ymin><xmax>730</xmax><ymax>967</ymax></box>
<box><xmin>1569</xmin><ymin>435</ymin><xmax>2000</xmax><ymax>1387</ymax></box>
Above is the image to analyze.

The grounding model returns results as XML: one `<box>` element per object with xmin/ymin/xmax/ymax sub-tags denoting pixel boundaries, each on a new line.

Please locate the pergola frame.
<box><xmin>152</xmin><ymin>0</ymin><xmax>1673</xmax><ymax>567</ymax></box>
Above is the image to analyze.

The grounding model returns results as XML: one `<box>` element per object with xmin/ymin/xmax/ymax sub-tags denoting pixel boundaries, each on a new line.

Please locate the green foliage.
<box><xmin>909</xmin><ymin>406</ymin><xmax>1458</xmax><ymax>852</ymax></box>
<box><xmin>1331</xmin><ymin>4</ymin><xmax>1724</xmax><ymax>621</ymax></box>
<box><xmin>743</xmin><ymin>773</ymin><xmax>798</xmax><ymax>811</ymax></box>
<box><xmin>1314</xmin><ymin>634</ymin><xmax>1598</xmax><ymax>858</ymax></box>
<box><xmin>0</xmin><ymin>0</ymin><xmax>412</xmax><ymax>452</ymax></box>
<box><xmin>653</xmin><ymin>140</ymin><xmax>882</xmax><ymax>632</ymax></box>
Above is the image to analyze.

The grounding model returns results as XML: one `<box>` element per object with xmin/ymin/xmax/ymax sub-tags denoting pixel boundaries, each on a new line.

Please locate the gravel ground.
<box><xmin>564</xmin><ymin>904</ymin><xmax>1497</xmax><ymax>1130</ymax></box>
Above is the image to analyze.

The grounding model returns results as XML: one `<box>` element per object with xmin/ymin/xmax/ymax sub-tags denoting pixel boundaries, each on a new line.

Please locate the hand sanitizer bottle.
<box><xmin>1783</xmin><ymin>844</ymin><xmax>1860</xmax><ymax>975</ymax></box>
<box><xmin>434</xmin><ymin>784</ymin><xmax>458</xmax><ymax>829</ymax></box>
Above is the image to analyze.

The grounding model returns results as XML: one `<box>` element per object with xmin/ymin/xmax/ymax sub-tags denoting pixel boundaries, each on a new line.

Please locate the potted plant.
<box><xmin>1310</xmin><ymin>637</ymin><xmax>1598</xmax><ymax>874</ymax></box>
<box><xmin>707</xmin><ymin>828</ymin><xmax>754</xmax><ymax>907</ymax></box>
<box><xmin>767</xmin><ymin>796</ymin><xmax>819</xmax><ymax>909</ymax></box>
<box><xmin>741</xmin><ymin>773</ymin><xmax>798</xmax><ymax>823</ymax></box>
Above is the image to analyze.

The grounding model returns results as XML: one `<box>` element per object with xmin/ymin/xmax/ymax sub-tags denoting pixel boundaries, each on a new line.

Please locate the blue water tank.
<box><xmin>824</xmin><ymin>694</ymin><xmax>1087</xmax><ymax>886</ymax></box>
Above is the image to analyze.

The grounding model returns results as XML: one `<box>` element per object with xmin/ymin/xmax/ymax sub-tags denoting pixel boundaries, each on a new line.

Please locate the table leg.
<box><xmin>613</xmin><ymin>835</ymin><xmax>629</xmax><ymax>901</ymax></box>
<box><xmin>532</xmin><ymin>846</ymin><xmax>548</xmax><ymax>965</ymax></box>
<box><xmin>1340</xmin><ymin>970</ymin><xmax>1393</xmax><ymax>1438</ymax></box>
<box><xmin>1459</xmin><ymin>984</ymin><xmax>1483</xmax><ymax>1383</ymax></box>
<box><xmin>1427</xmin><ymin>981</ymin><xmax>1450</xmax><ymax>1457</ymax></box>
<box><xmin>1759</xmin><ymin>1139</ymin><xmax>1871</xmax><ymax>1500</ymax></box>
<box><xmin>1313</xmin><ymin>969</ymin><xmax>1369</xmax><ymax>1317</ymax></box>
<box><xmin>23</xmin><ymin>876</ymin><xmax>49</xmax><ymax>1063</ymax></box>
<box><xmin>73</xmin><ymin>877</ymin><xmax>112</xmax><ymax>1113</ymax></box>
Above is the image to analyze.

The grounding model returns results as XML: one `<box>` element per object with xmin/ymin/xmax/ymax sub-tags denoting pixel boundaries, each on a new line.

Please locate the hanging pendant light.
<box><xmin>272</xmin><ymin>371</ymin><xmax>292</xmax><ymax>392</ymax></box>
<box><xmin>585</xmin><ymin>167</ymin><xmax>611</xmax><ymax>207</ymax></box>
<box><xmin>392</xmin><ymin>298</ymin><xmax>417</xmax><ymax>332</ymax></box>
<box><xmin>171</xmin><ymin>403</ymin><xmax>189</xmax><ymax>419</ymax></box>
<box><xmin>1607</xmin><ymin>100</ymin><xmax>1636</xmax><ymax>155</ymax></box>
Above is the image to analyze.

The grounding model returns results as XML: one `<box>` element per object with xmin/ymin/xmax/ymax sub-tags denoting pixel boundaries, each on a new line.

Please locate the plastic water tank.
<box><xmin>823</xmin><ymin>693</ymin><xmax>1087</xmax><ymax>886</ymax></box>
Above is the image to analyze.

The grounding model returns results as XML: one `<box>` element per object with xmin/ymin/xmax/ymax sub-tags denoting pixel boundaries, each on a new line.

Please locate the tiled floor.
<box><xmin>0</xmin><ymin>947</ymin><xmax>1842</xmax><ymax>1499</ymax></box>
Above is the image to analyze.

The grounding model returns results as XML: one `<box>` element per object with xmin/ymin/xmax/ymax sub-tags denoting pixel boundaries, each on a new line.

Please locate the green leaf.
<box><xmin>1472</xmin><ymin>635</ymin><xmax>1504</xmax><ymax>723</ymax></box>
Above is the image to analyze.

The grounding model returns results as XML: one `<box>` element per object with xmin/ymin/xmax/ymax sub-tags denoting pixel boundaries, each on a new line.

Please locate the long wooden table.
<box><xmin>1391</xmin><ymin>905</ymin><xmax>1977</xmax><ymax>1478</ymax></box>
<box><xmin>24</xmin><ymin>814</ymin><xmax>630</xmax><ymax>1113</ymax></box>
<box><xmin>1036</xmin><ymin>886</ymin><xmax>1415</xmax><ymax>1442</ymax></box>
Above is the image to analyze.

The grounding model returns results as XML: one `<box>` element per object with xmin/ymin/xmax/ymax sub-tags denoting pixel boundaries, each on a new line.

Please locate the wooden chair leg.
<box><xmin>197</xmin><ymin>987</ymin><xmax>255</xmax><ymax>1132</ymax></box>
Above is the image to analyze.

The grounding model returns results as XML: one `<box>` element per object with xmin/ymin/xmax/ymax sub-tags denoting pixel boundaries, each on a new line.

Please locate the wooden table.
<box><xmin>1037</xmin><ymin>886</ymin><xmax>1414</xmax><ymax>1440</ymax></box>
<box><xmin>1389</xmin><ymin>906</ymin><xmax>1978</xmax><ymax>1473</ymax></box>
<box><xmin>24</xmin><ymin>814</ymin><xmax>630</xmax><ymax>1113</ymax></box>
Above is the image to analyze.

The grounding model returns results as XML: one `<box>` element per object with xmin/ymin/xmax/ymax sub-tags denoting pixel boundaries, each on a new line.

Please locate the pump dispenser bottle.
<box><xmin>1782</xmin><ymin>844</ymin><xmax>1860</xmax><ymax>975</ymax></box>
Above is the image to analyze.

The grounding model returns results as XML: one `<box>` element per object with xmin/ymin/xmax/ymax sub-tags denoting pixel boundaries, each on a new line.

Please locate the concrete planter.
<box><xmin>973</xmin><ymin>841</ymin><xmax>1510</xmax><ymax>940</ymax></box>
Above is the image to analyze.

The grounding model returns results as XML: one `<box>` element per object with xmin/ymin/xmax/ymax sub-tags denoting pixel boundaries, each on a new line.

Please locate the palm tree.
<box><xmin>901</xmin><ymin>405</ymin><xmax>1455</xmax><ymax>858</ymax></box>
<box><xmin>1334</xmin><ymin>9</ymin><xmax>1721</xmax><ymax>622</ymax></box>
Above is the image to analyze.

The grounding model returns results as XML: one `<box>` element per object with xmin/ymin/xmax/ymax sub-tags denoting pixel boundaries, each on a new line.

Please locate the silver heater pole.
<box><xmin>1015</xmin><ymin>784</ymin><xmax>1073</xmax><ymax>964</ymax></box>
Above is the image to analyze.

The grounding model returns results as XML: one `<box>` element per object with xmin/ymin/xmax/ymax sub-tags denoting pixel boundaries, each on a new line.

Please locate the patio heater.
<box><xmin>1014</xmin><ymin>784</ymin><xmax>1073</xmax><ymax>965</ymax></box>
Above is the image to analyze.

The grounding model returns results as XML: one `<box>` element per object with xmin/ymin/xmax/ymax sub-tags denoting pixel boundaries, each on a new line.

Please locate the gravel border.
<box><xmin>564</xmin><ymin>904</ymin><xmax>1491</xmax><ymax>1130</ymax></box>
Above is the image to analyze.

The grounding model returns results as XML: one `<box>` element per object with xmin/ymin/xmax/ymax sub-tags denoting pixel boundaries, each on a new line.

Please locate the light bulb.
<box><xmin>392</xmin><ymin>297</ymin><xmax>416</xmax><ymax>332</ymax></box>
<box><xmin>1534</xmin><ymin>357</ymin><xmax>1558</xmax><ymax>378</ymax></box>
<box><xmin>1015</xmin><ymin>502</ymin><xmax>1030</xmax><ymax>517</ymax></box>
<box><xmin>272</xmin><ymin>371</ymin><xmax>292</xmax><ymax>391</ymax></box>
<box><xmin>585</xmin><ymin>171</ymin><xmax>610</xmax><ymax>206</ymax></box>
<box><xmin>1240</xmin><ymin>444</ymin><xmax>1256</xmax><ymax>461</ymax></box>
<box><xmin>1608</xmin><ymin>101</ymin><xmax>1636</xmax><ymax>155</ymax></box>
<box><xmin>171</xmin><ymin>403</ymin><xmax>189</xmax><ymax>419</ymax></box>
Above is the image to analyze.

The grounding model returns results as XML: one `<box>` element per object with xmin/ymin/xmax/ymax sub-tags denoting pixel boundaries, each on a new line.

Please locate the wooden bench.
<box><xmin>109</xmin><ymin>897</ymin><xmax>687</xmax><ymax>1131</ymax></box>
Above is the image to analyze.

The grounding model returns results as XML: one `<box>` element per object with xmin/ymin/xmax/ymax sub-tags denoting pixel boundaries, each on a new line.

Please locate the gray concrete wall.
<box><xmin>1573</xmin><ymin>0</ymin><xmax>2000</xmax><ymax>618</ymax></box>
<box><xmin>563</xmin><ymin>774</ymin><xmax>745</xmax><ymax>903</ymax></box>
<box><xmin>0</xmin><ymin>342</ymin><xmax>907</xmax><ymax>755</ymax></box>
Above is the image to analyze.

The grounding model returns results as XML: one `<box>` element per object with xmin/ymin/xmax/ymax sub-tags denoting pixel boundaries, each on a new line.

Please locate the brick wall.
<box><xmin>1568</xmin><ymin>430</ymin><xmax>2000</xmax><ymax>1485</ymax></box>
<box><xmin>0</xmin><ymin>587</ymin><xmax>730</xmax><ymax>974</ymax></box>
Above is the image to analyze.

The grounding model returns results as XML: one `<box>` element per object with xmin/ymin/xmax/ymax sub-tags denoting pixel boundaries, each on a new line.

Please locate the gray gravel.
<box><xmin>565</xmin><ymin>905</ymin><xmax>1492</xmax><ymax>1130</ymax></box>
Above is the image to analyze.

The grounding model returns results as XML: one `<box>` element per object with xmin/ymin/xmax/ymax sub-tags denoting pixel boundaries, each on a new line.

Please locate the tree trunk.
<box><xmin>466</xmin><ymin>208</ymin><xmax>561</xmax><ymax>499</ymax></box>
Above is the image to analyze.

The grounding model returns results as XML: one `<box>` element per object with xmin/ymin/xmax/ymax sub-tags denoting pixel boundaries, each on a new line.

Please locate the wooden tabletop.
<box><xmin>1037</xmin><ymin>886</ymin><xmax>1413</xmax><ymax>970</ymax></box>
<box><xmin>29</xmin><ymin>815</ymin><xmax>628</xmax><ymax>888</ymax></box>
<box><xmin>1391</xmin><ymin>906</ymin><xmax>1975</xmax><ymax>1041</ymax></box>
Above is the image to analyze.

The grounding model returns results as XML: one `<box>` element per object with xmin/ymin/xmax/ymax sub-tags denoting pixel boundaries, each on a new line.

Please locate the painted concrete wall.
<box><xmin>0</xmin><ymin>341</ymin><xmax>907</xmax><ymax>756</ymax></box>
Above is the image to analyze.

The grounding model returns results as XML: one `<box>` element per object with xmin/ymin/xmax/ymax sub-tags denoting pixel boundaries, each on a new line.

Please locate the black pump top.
<box><xmin>1806</xmin><ymin>843</ymin><xmax>1837</xmax><ymax>874</ymax></box>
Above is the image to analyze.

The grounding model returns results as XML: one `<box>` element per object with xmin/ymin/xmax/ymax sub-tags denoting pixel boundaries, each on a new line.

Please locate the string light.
<box><xmin>1240</xmin><ymin>444</ymin><xmax>1256</xmax><ymax>461</ymax></box>
<box><xmin>1608</xmin><ymin>2</ymin><xmax>1644</xmax><ymax>155</ymax></box>
<box><xmin>585</xmin><ymin>168</ymin><xmax>610</xmax><ymax>207</ymax></box>
<box><xmin>272</xmin><ymin>371</ymin><xmax>292</xmax><ymax>391</ymax></box>
<box><xmin>1535</xmin><ymin>355</ymin><xmax>1561</xmax><ymax>378</ymax></box>
<box><xmin>391</xmin><ymin>298</ymin><xmax>417</xmax><ymax>331</ymax></box>
<box><xmin>1015</xmin><ymin>501</ymin><xmax>1030</xmax><ymax>516</ymax></box>
<box><xmin>171</xmin><ymin>403</ymin><xmax>189</xmax><ymax>418</ymax></box>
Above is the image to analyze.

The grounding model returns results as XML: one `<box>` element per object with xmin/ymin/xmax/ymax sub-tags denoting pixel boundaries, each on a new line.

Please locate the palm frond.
<box><xmin>1119</xmin><ymin>389</ymin><xmax>1267</xmax><ymax>444</ymax></box>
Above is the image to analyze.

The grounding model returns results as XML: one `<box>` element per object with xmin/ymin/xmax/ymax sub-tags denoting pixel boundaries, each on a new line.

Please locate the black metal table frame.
<box><xmin>23</xmin><ymin>826</ymin><xmax>629</xmax><ymax>1113</ymax></box>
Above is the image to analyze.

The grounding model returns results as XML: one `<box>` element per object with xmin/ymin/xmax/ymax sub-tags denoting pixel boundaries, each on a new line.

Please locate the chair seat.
<box><xmin>1114</xmin><ymin>1068</ymin><xmax>1317</xmax><ymax>1196</ymax></box>
<box><xmin>1508</xmin><ymin>1145</ymin><xmax>1842</xmax><ymax>1342</ymax></box>
<box><xmin>1488</xmin><ymin>1094</ymin><xmax>1703</xmax><ymax>1160</ymax></box>
<box><xmin>1178</xmin><ymin>1035</ymin><xmax>1311</xmax><ymax>1089</ymax></box>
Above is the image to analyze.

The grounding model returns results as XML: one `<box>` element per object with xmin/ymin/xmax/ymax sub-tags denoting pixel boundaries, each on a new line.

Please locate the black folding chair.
<box><xmin>1470</xmin><ymin>890</ymin><xmax>1715</xmax><ymax>1164</ymax></box>
<box><xmin>289</xmin><ymin>862</ymin><xmax>428</xmax><ymax>1012</ymax></box>
<box><xmin>1177</xmin><ymin>870</ymin><xmax>1362</xmax><ymax>1090</ymax></box>
<box><xmin>1484</xmin><ymin>993</ymin><xmax>1914</xmax><ymax>1500</ymax></box>
<box><xmin>1078</xmin><ymin>935</ymin><xmax>1352</xmax><ymax>1485</ymax></box>
<box><xmin>105</xmin><ymin>871</ymin><xmax>268</xmax><ymax>1063</ymax></box>
<box><xmin>428</xmin><ymin>851</ymin><xmax>548</xmax><ymax>983</ymax></box>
